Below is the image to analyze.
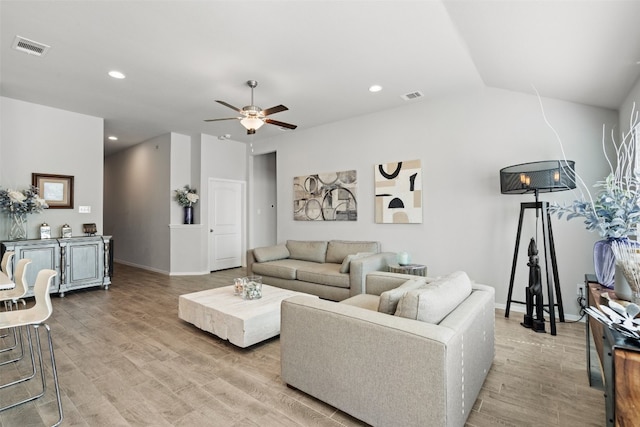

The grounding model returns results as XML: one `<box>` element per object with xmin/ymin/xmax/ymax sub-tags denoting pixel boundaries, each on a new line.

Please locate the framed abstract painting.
<box><xmin>374</xmin><ymin>159</ymin><xmax>422</xmax><ymax>223</ymax></box>
<box><xmin>293</xmin><ymin>170</ymin><xmax>357</xmax><ymax>221</ymax></box>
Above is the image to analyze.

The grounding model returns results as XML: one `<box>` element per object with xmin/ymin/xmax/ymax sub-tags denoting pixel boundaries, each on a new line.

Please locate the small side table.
<box><xmin>388</xmin><ymin>263</ymin><xmax>427</xmax><ymax>277</ymax></box>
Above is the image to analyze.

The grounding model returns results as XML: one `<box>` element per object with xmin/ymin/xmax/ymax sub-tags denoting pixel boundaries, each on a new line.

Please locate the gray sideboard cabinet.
<box><xmin>1</xmin><ymin>235</ymin><xmax>111</xmax><ymax>297</ymax></box>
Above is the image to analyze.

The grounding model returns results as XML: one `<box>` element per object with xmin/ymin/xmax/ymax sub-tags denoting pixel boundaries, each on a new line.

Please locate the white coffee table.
<box><xmin>178</xmin><ymin>284</ymin><xmax>317</xmax><ymax>348</ymax></box>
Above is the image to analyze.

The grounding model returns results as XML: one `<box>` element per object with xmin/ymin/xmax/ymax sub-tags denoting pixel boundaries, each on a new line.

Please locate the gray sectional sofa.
<box><xmin>281</xmin><ymin>270</ymin><xmax>495</xmax><ymax>427</ymax></box>
<box><xmin>246</xmin><ymin>240</ymin><xmax>395</xmax><ymax>301</ymax></box>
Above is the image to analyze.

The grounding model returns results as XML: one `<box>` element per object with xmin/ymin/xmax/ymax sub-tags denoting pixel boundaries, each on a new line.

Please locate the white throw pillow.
<box><xmin>394</xmin><ymin>271</ymin><xmax>472</xmax><ymax>324</ymax></box>
<box><xmin>339</xmin><ymin>252</ymin><xmax>375</xmax><ymax>273</ymax></box>
<box><xmin>377</xmin><ymin>278</ymin><xmax>427</xmax><ymax>314</ymax></box>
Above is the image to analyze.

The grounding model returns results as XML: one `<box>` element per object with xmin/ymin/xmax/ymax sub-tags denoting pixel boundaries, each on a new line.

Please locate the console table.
<box><xmin>1</xmin><ymin>236</ymin><xmax>111</xmax><ymax>297</ymax></box>
<box><xmin>585</xmin><ymin>274</ymin><xmax>640</xmax><ymax>426</ymax></box>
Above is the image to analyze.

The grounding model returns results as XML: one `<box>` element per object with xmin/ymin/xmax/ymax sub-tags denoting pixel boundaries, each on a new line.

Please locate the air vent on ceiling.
<box><xmin>401</xmin><ymin>91</ymin><xmax>424</xmax><ymax>101</ymax></box>
<box><xmin>12</xmin><ymin>36</ymin><xmax>50</xmax><ymax>57</ymax></box>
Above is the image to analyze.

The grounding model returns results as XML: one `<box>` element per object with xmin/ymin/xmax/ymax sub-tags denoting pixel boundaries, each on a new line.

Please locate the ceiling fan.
<box><xmin>205</xmin><ymin>80</ymin><xmax>297</xmax><ymax>135</ymax></box>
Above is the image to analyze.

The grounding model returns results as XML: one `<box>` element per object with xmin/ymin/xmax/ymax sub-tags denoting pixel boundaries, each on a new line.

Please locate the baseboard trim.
<box><xmin>494</xmin><ymin>302</ymin><xmax>584</xmax><ymax>322</ymax></box>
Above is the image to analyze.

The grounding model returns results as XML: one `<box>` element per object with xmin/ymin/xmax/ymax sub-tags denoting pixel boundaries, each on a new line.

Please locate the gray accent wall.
<box><xmin>0</xmin><ymin>96</ymin><xmax>104</xmax><ymax>240</ymax></box>
<box><xmin>103</xmin><ymin>132</ymin><xmax>247</xmax><ymax>275</ymax></box>
<box><xmin>250</xmin><ymin>87</ymin><xmax>620</xmax><ymax>318</ymax></box>
<box><xmin>104</xmin><ymin>133</ymin><xmax>172</xmax><ymax>274</ymax></box>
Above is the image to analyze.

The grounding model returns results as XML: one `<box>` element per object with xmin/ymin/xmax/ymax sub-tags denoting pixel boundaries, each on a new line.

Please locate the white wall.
<box><xmin>620</xmin><ymin>76</ymin><xmax>640</xmax><ymax>139</ymax></box>
<box><xmin>170</xmin><ymin>132</ymin><xmax>192</xmax><ymax>224</ymax></box>
<box><xmin>200</xmin><ymin>134</ymin><xmax>247</xmax><ymax>269</ymax></box>
<box><xmin>251</xmin><ymin>152</ymin><xmax>277</xmax><ymax>248</ymax></box>
<box><xmin>104</xmin><ymin>132</ymin><xmax>246</xmax><ymax>274</ymax></box>
<box><xmin>251</xmin><ymin>87</ymin><xmax>618</xmax><ymax>318</ymax></box>
<box><xmin>0</xmin><ymin>97</ymin><xmax>104</xmax><ymax>238</ymax></box>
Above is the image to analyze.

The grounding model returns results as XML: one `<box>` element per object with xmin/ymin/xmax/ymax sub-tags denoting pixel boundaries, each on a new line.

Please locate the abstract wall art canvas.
<box><xmin>293</xmin><ymin>170</ymin><xmax>357</xmax><ymax>221</ymax></box>
<box><xmin>375</xmin><ymin>159</ymin><xmax>422</xmax><ymax>224</ymax></box>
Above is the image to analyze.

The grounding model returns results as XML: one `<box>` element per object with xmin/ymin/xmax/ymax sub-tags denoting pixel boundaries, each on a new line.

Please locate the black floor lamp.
<box><xmin>500</xmin><ymin>160</ymin><xmax>576</xmax><ymax>336</ymax></box>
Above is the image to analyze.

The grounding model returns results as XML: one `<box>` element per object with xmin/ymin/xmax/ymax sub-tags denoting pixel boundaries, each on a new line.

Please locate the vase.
<box><xmin>396</xmin><ymin>251</ymin><xmax>410</xmax><ymax>266</ymax></box>
<box><xmin>593</xmin><ymin>238</ymin><xmax>618</xmax><ymax>289</ymax></box>
<box><xmin>8</xmin><ymin>212</ymin><xmax>27</xmax><ymax>240</ymax></box>
<box><xmin>184</xmin><ymin>206</ymin><xmax>194</xmax><ymax>224</ymax></box>
<box><xmin>613</xmin><ymin>240</ymin><xmax>640</xmax><ymax>301</ymax></box>
<box><xmin>241</xmin><ymin>276</ymin><xmax>262</xmax><ymax>300</ymax></box>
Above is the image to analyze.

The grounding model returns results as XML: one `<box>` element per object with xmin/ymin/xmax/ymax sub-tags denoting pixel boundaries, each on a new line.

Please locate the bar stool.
<box><xmin>1</xmin><ymin>258</ymin><xmax>31</xmax><ymax>310</ymax></box>
<box><xmin>0</xmin><ymin>258</ymin><xmax>31</xmax><ymax>357</ymax></box>
<box><xmin>0</xmin><ymin>251</ymin><xmax>15</xmax><ymax>281</ymax></box>
<box><xmin>0</xmin><ymin>269</ymin><xmax>63</xmax><ymax>427</ymax></box>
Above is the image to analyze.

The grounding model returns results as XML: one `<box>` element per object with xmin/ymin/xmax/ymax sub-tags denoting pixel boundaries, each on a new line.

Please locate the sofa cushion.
<box><xmin>286</xmin><ymin>240</ymin><xmax>328</xmax><ymax>263</ymax></box>
<box><xmin>250</xmin><ymin>259</ymin><xmax>300</xmax><ymax>280</ymax></box>
<box><xmin>340</xmin><ymin>294</ymin><xmax>380</xmax><ymax>311</ymax></box>
<box><xmin>377</xmin><ymin>278</ymin><xmax>427</xmax><ymax>314</ymax></box>
<box><xmin>253</xmin><ymin>244</ymin><xmax>290</xmax><ymax>263</ymax></box>
<box><xmin>394</xmin><ymin>271</ymin><xmax>472</xmax><ymax>324</ymax></box>
<box><xmin>326</xmin><ymin>240</ymin><xmax>380</xmax><ymax>263</ymax></box>
<box><xmin>296</xmin><ymin>263</ymin><xmax>350</xmax><ymax>289</ymax></box>
<box><xmin>339</xmin><ymin>252</ymin><xmax>375</xmax><ymax>273</ymax></box>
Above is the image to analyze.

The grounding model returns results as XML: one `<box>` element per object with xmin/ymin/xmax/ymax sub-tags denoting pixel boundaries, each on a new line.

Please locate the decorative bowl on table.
<box><xmin>242</xmin><ymin>275</ymin><xmax>262</xmax><ymax>300</ymax></box>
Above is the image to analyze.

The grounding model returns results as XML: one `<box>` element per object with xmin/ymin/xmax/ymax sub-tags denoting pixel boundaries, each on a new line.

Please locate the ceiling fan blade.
<box><xmin>262</xmin><ymin>104</ymin><xmax>288</xmax><ymax>116</ymax></box>
<box><xmin>265</xmin><ymin>118</ymin><xmax>297</xmax><ymax>130</ymax></box>
<box><xmin>204</xmin><ymin>117</ymin><xmax>240</xmax><ymax>122</ymax></box>
<box><xmin>215</xmin><ymin>100</ymin><xmax>242</xmax><ymax>112</ymax></box>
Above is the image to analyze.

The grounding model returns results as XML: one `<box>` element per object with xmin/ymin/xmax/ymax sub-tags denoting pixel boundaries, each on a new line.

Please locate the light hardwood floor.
<box><xmin>0</xmin><ymin>264</ymin><xmax>605</xmax><ymax>426</ymax></box>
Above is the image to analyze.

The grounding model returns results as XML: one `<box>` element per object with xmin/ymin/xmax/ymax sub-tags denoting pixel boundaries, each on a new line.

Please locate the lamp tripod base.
<box><xmin>504</xmin><ymin>201</ymin><xmax>565</xmax><ymax>336</ymax></box>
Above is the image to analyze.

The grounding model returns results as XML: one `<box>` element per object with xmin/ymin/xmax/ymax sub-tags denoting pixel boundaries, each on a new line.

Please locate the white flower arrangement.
<box><xmin>174</xmin><ymin>185</ymin><xmax>199</xmax><ymax>207</ymax></box>
<box><xmin>0</xmin><ymin>185</ymin><xmax>48</xmax><ymax>215</ymax></box>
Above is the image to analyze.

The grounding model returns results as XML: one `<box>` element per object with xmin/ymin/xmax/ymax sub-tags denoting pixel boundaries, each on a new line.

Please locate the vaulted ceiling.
<box><xmin>2</xmin><ymin>1</ymin><xmax>640</xmax><ymax>156</ymax></box>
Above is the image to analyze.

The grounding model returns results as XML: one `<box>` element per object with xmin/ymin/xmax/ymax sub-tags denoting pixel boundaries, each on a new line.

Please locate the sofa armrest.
<box><xmin>348</xmin><ymin>252</ymin><xmax>396</xmax><ymax>296</ymax></box>
<box><xmin>246</xmin><ymin>249</ymin><xmax>256</xmax><ymax>276</ymax></box>
<box><xmin>365</xmin><ymin>270</ymin><xmax>433</xmax><ymax>296</ymax></box>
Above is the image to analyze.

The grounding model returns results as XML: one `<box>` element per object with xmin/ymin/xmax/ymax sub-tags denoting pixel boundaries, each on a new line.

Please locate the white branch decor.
<box><xmin>547</xmin><ymin>103</ymin><xmax>640</xmax><ymax>239</ymax></box>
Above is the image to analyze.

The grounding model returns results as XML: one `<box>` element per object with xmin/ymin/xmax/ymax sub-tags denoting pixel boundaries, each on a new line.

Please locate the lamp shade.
<box><xmin>240</xmin><ymin>116</ymin><xmax>265</xmax><ymax>131</ymax></box>
<box><xmin>500</xmin><ymin>160</ymin><xmax>576</xmax><ymax>195</ymax></box>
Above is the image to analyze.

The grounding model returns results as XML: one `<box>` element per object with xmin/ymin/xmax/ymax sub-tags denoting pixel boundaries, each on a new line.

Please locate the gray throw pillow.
<box><xmin>377</xmin><ymin>278</ymin><xmax>427</xmax><ymax>314</ymax></box>
<box><xmin>326</xmin><ymin>240</ymin><xmax>380</xmax><ymax>263</ymax></box>
<box><xmin>286</xmin><ymin>240</ymin><xmax>328</xmax><ymax>263</ymax></box>
<box><xmin>253</xmin><ymin>244</ymin><xmax>290</xmax><ymax>263</ymax></box>
<box><xmin>339</xmin><ymin>252</ymin><xmax>375</xmax><ymax>273</ymax></box>
<box><xmin>394</xmin><ymin>271</ymin><xmax>472</xmax><ymax>324</ymax></box>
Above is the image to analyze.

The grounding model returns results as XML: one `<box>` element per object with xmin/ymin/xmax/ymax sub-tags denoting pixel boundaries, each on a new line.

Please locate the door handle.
<box><xmin>210</xmin><ymin>229</ymin><xmax>213</xmax><ymax>232</ymax></box>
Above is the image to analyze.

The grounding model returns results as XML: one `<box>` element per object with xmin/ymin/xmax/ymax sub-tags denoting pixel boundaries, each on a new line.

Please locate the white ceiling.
<box><xmin>2</xmin><ymin>1</ymin><xmax>640</xmax><ymax>157</ymax></box>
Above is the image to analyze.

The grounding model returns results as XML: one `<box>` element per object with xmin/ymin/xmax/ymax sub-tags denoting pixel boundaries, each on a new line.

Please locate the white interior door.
<box><xmin>209</xmin><ymin>179</ymin><xmax>244</xmax><ymax>271</ymax></box>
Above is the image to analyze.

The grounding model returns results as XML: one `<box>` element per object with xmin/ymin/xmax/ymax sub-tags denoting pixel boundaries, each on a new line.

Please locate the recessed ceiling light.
<box><xmin>369</xmin><ymin>84</ymin><xmax>383</xmax><ymax>93</ymax></box>
<box><xmin>108</xmin><ymin>136</ymin><xmax>118</xmax><ymax>141</ymax></box>
<box><xmin>108</xmin><ymin>70</ymin><xmax>125</xmax><ymax>79</ymax></box>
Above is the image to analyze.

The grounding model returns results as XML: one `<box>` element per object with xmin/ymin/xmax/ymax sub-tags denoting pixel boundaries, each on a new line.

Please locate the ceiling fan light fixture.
<box><xmin>206</xmin><ymin>80</ymin><xmax>297</xmax><ymax>133</ymax></box>
<box><xmin>240</xmin><ymin>116</ymin><xmax>265</xmax><ymax>131</ymax></box>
